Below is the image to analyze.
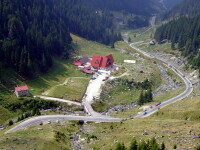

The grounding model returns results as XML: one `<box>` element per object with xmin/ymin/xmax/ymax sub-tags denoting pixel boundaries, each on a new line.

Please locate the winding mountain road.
<box><xmin>130</xmin><ymin>42</ymin><xmax>193</xmax><ymax>118</ymax></box>
<box><xmin>5</xmin><ymin>41</ymin><xmax>193</xmax><ymax>134</ymax></box>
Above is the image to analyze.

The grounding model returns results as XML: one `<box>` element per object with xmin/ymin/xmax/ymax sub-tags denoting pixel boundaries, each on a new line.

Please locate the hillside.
<box><xmin>154</xmin><ymin>15</ymin><xmax>200</xmax><ymax>72</ymax></box>
<box><xmin>0</xmin><ymin>0</ymin><xmax>121</xmax><ymax>78</ymax></box>
<box><xmin>161</xmin><ymin>0</ymin><xmax>200</xmax><ymax>20</ymax></box>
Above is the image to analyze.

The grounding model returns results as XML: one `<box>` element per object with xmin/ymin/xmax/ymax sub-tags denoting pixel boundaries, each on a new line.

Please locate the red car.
<box><xmin>155</xmin><ymin>102</ymin><xmax>161</xmax><ymax>106</ymax></box>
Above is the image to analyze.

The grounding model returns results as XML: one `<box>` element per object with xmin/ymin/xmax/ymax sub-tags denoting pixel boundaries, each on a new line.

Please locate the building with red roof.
<box><xmin>15</xmin><ymin>86</ymin><xmax>30</xmax><ymax>97</ymax></box>
<box><xmin>73</xmin><ymin>62</ymin><xmax>83</xmax><ymax>66</ymax></box>
<box><xmin>91</xmin><ymin>54</ymin><xmax>114</xmax><ymax>69</ymax></box>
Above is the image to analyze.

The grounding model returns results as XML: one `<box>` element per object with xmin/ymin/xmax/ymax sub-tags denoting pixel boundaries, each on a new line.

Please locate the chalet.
<box><xmin>15</xmin><ymin>86</ymin><xmax>30</xmax><ymax>97</ymax></box>
<box><xmin>91</xmin><ymin>54</ymin><xmax>114</xmax><ymax>69</ymax></box>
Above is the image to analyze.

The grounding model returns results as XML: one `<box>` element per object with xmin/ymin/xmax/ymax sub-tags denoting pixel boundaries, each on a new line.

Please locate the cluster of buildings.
<box><xmin>14</xmin><ymin>54</ymin><xmax>115</xmax><ymax>97</ymax></box>
<box><xmin>73</xmin><ymin>54</ymin><xmax>115</xmax><ymax>75</ymax></box>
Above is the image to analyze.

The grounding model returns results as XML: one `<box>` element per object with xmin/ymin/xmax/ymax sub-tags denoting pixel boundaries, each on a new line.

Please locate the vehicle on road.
<box><xmin>56</xmin><ymin>120</ymin><xmax>60</xmax><ymax>123</ymax></box>
<box><xmin>143</xmin><ymin>111</ymin><xmax>147</xmax><ymax>115</ymax></box>
<box><xmin>102</xmin><ymin>76</ymin><xmax>109</xmax><ymax>81</ymax></box>
<box><xmin>155</xmin><ymin>102</ymin><xmax>161</xmax><ymax>106</ymax></box>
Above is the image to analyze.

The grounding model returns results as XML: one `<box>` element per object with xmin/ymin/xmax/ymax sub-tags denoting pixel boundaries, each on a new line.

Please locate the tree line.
<box><xmin>83</xmin><ymin>0</ymin><xmax>160</xmax><ymax>16</ymax></box>
<box><xmin>115</xmin><ymin>138</ymin><xmax>166</xmax><ymax>150</ymax></box>
<box><xmin>154</xmin><ymin>15</ymin><xmax>200</xmax><ymax>72</ymax></box>
<box><xmin>0</xmin><ymin>0</ymin><xmax>121</xmax><ymax>77</ymax></box>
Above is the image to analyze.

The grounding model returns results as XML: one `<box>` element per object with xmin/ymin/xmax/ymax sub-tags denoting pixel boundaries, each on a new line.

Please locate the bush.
<box><xmin>173</xmin><ymin>144</ymin><xmax>177</xmax><ymax>149</ymax></box>
<box><xmin>8</xmin><ymin>120</ymin><xmax>13</xmax><ymax>126</ymax></box>
<box><xmin>54</xmin><ymin>131</ymin><xmax>66</xmax><ymax>142</ymax></box>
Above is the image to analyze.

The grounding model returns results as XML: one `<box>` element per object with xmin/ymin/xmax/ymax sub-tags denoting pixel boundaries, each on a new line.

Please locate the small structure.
<box><xmin>91</xmin><ymin>54</ymin><xmax>114</xmax><ymax>69</ymax></box>
<box><xmin>73</xmin><ymin>62</ymin><xmax>83</xmax><ymax>66</ymax></box>
<box><xmin>149</xmin><ymin>41</ymin><xmax>155</xmax><ymax>45</ymax></box>
<box><xmin>124</xmin><ymin>60</ymin><xmax>136</xmax><ymax>64</ymax></box>
<box><xmin>73</xmin><ymin>57</ymin><xmax>90</xmax><ymax>66</ymax></box>
<box><xmin>15</xmin><ymin>86</ymin><xmax>30</xmax><ymax>97</ymax></box>
<box><xmin>78</xmin><ymin>57</ymin><xmax>90</xmax><ymax>64</ymax></box>
<box><xmin>82</xmin><ymin>66</ymin><xmax>94</xmax><ymax>75</ymax></box>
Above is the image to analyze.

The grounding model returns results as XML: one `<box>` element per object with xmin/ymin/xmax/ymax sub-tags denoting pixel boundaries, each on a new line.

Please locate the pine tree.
<box><xmin>138</xmin><ymin>90</ymin><xmax>144</xmax><ymax>105</ymax></box>
<box><xmin>128</xmin><ymin>37</ymin><xmax>131</xmax><ymax>43</ymax></box>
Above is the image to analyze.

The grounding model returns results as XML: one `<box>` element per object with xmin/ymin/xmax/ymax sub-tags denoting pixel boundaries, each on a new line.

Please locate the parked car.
<box><xmin>91</xmin><ymin>77</ymin><xmax>96</xmax><ymax>80</ymax></box>
<box><xmin>39</xmin><ymin>122</ymin><xmax>43</xmax><ymax>125</ymax></box>
<box><xmin>47</xmin><ymin>120</ymin><xmax>51</xmax><ymax>124</ymax></box>
<box><xmin>155</xmin><ymin>102</ymin><xmax>161</xmax><ymax>106</ymax></box>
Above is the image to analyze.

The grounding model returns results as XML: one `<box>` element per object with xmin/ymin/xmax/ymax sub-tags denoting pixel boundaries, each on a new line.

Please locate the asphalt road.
<box><xmin>4</xmin><ymin>41</ymin><xmax>193</xmax><ymax>134</ymax></box>
<box><xmin>130</xmin><ymin>42</ymin><xmax>193</xmax><ymax>119</ymax></box>
<box><xmin>5</xmin><ymin>115</ymin><xmax>122</xmax><ymax>134</ymax></box>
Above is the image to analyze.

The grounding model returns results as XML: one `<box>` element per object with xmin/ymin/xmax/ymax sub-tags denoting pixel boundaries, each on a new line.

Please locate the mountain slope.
<box><xmin>154</xmin><ymin>15</ymin><xmax>200</xmax><ymax>71</ymax></box>
<box><xmin>0</xmin><ymin>0</ymin><xmax>121</xmax><ymax>78</ymax></box>
<box><xmin>161</xmin><ymin>0</ymin><xmax>200</xmax><ymax>20</ymax></box>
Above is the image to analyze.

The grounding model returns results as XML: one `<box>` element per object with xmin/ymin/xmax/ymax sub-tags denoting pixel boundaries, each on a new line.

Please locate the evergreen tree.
<box><xmin>138</xmin><ymin>90</ymin><xmax>145</xmax><ymax>105</ymax></box>
<box><xmin>128</xmin><ymin>37</ymin><xmax>131</xmax><ymax>43</ymax></box>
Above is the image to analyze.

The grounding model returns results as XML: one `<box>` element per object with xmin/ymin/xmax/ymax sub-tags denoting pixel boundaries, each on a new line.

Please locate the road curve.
<box><xmin>130</xmin><ymin>42</ymin><xmax>193</xmax><ymax>119</ymax></box>
<box><xmin>5</xmin><ymin>115</ymin><xmax>122</xmax><ymax>134</ymax></box>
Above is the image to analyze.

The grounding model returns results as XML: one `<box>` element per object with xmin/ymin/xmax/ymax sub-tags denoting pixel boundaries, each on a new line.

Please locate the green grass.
<box><xmin>125</xmin><ymin>26</ymin><xmax>156</xmax><ymax>43</ymax></box>
<box><xmin>26</xmin><ymin>60</ymin><xmax>88</xmax><ymax>95</ymax></box>
<box><xmin>93</xmin><ymin>86</ymin><xmax>141</xmax><ymax>112</ymax></box>
<box><xmin>0</xmin><ymin>122</ymin><xmax>78</xmax><ymax>150</ymax></box>
<box><xmin>0</xmin><ymin>106</ymin><xmax>14</xmax><ymax>125</ymax></box>
<box><xmin>47</xmin><ymin>78</ymin><xmax>89</xmax><ymax>102</ymax></box>
<box><xmin>72</xmin><ymin>34</ymin><xmax>133</xmax><ymax>64</ymax></box>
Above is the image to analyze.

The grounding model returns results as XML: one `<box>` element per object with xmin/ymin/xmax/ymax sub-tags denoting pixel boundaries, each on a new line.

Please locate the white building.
<box><xmin>15</xmin><ymin>86</ymin><xmax>30</xmax><ymax>97</ymax></box>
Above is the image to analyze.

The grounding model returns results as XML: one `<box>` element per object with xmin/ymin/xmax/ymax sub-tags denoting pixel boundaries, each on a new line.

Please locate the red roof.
<box><xmin>91</xmin><ymin>54</ymin><xmax>114</xmax><ymax>68</ymax></box>
<box><xmin>91</xmin><ymin>55</ymin><xmax>103</xmax><ymax>68</ymax></box>
<box><xmin>101</xmin><ymin>54</ymin><xmax>114</xmax><ymax>68</ymax></box>
<box><xmin>82</xmin><ymin>69</ymin><xmax>94</xmax><ymax>74</ymax></box>
<box><xmin>15</xmin><ymin>86</ymin><xmax>29</xmax><ymax>92</ymax></box>
<box><xmin>73</xmin><ymin>62</ymin><xmax>83</xmax><ymax>66</ymax></box>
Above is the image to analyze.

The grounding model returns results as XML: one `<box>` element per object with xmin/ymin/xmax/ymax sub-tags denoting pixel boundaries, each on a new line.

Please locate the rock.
<box><xmin>143</xmin><ymin>131</ymin><xmax>149</xmax><ymax>135</ymax></box>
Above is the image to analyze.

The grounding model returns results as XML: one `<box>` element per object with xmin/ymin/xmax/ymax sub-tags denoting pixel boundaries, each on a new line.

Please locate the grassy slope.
<box><xmin>26</xmin><ymin>60</ymin><xmax>88</xmax><ymax>95</ymax></box>
<box><xmin>47</xmin><ymin>78</ymin><xmax>89</xmax><ymax>102</ymax></box>
<box><xmin>71</xmin><ymin>34</ymin><xmax>133</xmax><ymax>63</ymax></box>
<box><xmin>0</xmin><ymin>122</ymin><xmax>78</xmax><ymax>150</ymax></box>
